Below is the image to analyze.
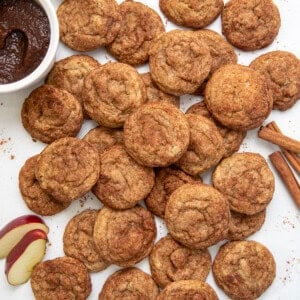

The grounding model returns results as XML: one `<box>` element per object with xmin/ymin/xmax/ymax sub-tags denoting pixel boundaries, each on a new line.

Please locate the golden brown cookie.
<box><xmin>228</xmin><ymin>210</ymin><xmax>266</xmax><ymax>241</ymax></box>
<box><xmin>19</xmin><ymin>155</ymin><xmax>69</xmax><ymax>216</ymax></box>
<box><xmin>124</xmin><ymin>102</ymin><xmax>190</xmax><ymax>167</ymax></box>
<box><xmin>186</xmin><ymin>101</ymin><xmax>246</xmax><ymax>158</ymax></box>
<box><xmin>149</xmin><ymin>30</ymin><xmax>212</xmax><ymax>96</ymax></box>
<box><xmin>212</xmin><ymin>241</ymin><xmax>276</xmax><ymax>300</ymax></box>
<box><xmin>165</xmin><ymin>183</ymin><xmax>230</xmax><ymax>249</ymax></box>
<box><xmin>145</xmin><ymin>167</ymin><xmax>201</xmax><ymax>218</ymax></box>
<box><xmin>63</xmin><ymin>210</ymin><xmax>109</xmax><ymax>272</ymax></box>
<box><xmin>21</xmin><ymin>85</ymin><xmax>83</xmax><ymax>144</ymax></box>
<box><xmin>93</xmin><ymin>145</ymin><xmax>155</xmax><ymax>210</ymax></box>
<box><xmin>205</xmin><ymin>64</ymin><xmax>273</xmax><ymax>131</ymax></box>
<box><xmin>175</xmin><ymin>114</ymin><xmax>224</xmax><ymax>176</ymax></box>
<box><xmin>93</xmin><ymin>205</ymin><xmax>156</xmax><ymax>267</ymax></box>
<box><xmin>222</xmin><ymin>0</ymin><xmax>281</xmax><ymax>51</ymax></box>
<box><xmin>141</xmin><ymin>73</ymin><xmax>180</xmax><ymax>107</ymax></box>
<box><xmin>212</xmin><ymin>152</ymin><xmax>275</xmax><ymax>215</ymax></box>
<box><xmin>106</xmin><ymin>1</ymin><xmax>165</xmax><ymax>65</ymax></box>
<box><xmin>98</xmin><ymin>267</ymin><xmax>159</xmax><ymax>300</ymax></box>
<box><xmin>160</xmin><ymin>0</ymin><xmax>223</xmax><ymax>29</ymax></box>
<box><xmin>157</xmin><ymin>280</ymin><xmax>218</xmax><ymax>300</ymax></box>
<box><xmin>31</xmin><ymin>256</ymin><xmax>91</xmax><ymax>300</ymax></box>
<box><xmin>35</xmin><ymin>137</ymin><xmax>100</xmax><ymax>203</ymax></box>
<box><xmin>150</xmin><ymin>235</ymin><xmax>211</xmax><ymax>288</ymax></box>
<box><xmin>57</xmin><ymin>0</ymin><xmax>121</xmax><ymax>51</ymax></box>
<box><xmin>83</xmin><ymin>62</ymin><xmax>146</xmax><ymax>128</ymax></box>
<box><xmin>250</xmin><ymin>51</ymin><xmax>300</xmax><ymax>111</ymax></box>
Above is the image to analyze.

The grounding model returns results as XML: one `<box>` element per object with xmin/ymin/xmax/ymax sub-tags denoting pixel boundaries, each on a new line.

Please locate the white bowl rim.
<box><xmin>0</xmin><ymin>0</ymin><xmax>59</xmax><ymax>94</ymax></box>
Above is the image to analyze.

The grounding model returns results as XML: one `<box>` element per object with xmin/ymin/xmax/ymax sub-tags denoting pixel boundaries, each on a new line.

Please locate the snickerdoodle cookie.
<box><xmin>124</xmin><ymin>102</ymin><xmax>190</xmax><ymax>167</ymax></box>
<box><xmin>149</xmin><ymin>30</ymin><xmax>212</xmax><ymax>96</ymax></box>
<box><xmin>93</xmin><ymin>145</ymin><xmax>155</xmax><ymax>210</ymax></box>
<box><xmin>145</xmin><ymin>167</ymin><xmax>201</xmax><ymax>218</ymax></box>
<box><xmin>63</xmin><ymin>210</ymin><xmax>109</xmax><ymax>272</ymax></box>
<box><xmin>31</xmin><ymin>257</ymin><xmax>91</xmax><ymax>300</ymax></box>
<box><xmin>205</xmin><ymin>64</ymin><xmax>273</xmax><ymax>131</ymax></box>
<box><xmin>19</xmin><ymin>155</ymin><xmax>69</xmax><ymax>216</ymax></box>
<box><xmin>150</xmin><ymin>235</ymin><xmax>211</xmax><ymax>288</ymax></box>
<box><xmin>157</xmin><ymin>280</ymin><xmax>218</xmax><ymax>300</ymax></box>
<box><xmin>165</xmin><ymin>183</ymin><xmax>230</xmax><ymax>249</ymax></box>
<box><xmin>35</xmin><ymin>137</ymin><xmax>100</xmax><ymax>203</ymax></box>
<box><xmin>176</xmin><ymin>114</ymin><xmax>224</xmax><ymax>176</ymax></box>
<box><xmin>99</xmin><ymin>268</ymin><xmax>159</xmax><ymax>300</ymax></box>
<box><xmin>213</xmin><ymin>241</ymin><xmax>276</xmax><ymax>299</ymax></box>
<box><xmin>222</xmin><ymin>0</ymin><xmax>281</xmax><ymax>51</ymax></box>
<box><xmin>21</xmin><ymin>85</ymin><xmax>83</xmax><ymax>144</ymax></box>
<box><xmin>93</xmin><ymin>206</ymin><xmax>156</xmax><ymax>267</ymax></box>
<box><xmin>213</xmin><ymin>152</ymin><xmax>275</xmax><ymax>215</ymax></box>
<box><xmin>107</xmin><ymin>1</ymin><xmax>165</xmax><ymax>65</ymax></box>
<box><xmin>83</xmin><ymin>62</ymin><xmax>146</xmax><ymax>128</ymax></box>
<box><xmin>57</xmin><ymin>0</ymin><xmax>121</xmax><ymax>51</ymax></box>
<box><xmin>250</xmin><ymin>51</ymin><xmax>300</xmax><ymax>111</ymax></box>
<box><xmin>160</xmin><ymin>0</ymin><xmax>223</xmax><ymax>29</ymax></box>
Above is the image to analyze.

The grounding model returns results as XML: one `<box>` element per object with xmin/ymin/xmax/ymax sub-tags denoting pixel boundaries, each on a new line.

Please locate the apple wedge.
<box><xmin>5</xmin><ymin>229</ymin><xmax>47</xmax><ymax>285</ymax></box>
<box><xmin>0</xmin><ymin>215</ymin><xmax>48</xmax><ymax>258</ymax></box>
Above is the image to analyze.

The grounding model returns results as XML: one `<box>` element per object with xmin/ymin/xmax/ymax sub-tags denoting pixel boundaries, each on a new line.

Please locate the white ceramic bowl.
<box><xmin>0</xmin><ymin>0</ymin><xmax>59</xmax><ymax>94</ymax></box>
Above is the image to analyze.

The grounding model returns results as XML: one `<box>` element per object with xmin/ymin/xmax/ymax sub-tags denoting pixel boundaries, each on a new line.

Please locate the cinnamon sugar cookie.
<box><xmin>99</xmin><ymin>268</ymin><xmax>159</xmax><ymax>300</ymax></box>
<box><xmin>57</xmin><ymin>0</ymin><xmax>121</xmax><ymax>51</ymax></box>
<box><xmin>124</xmin><ymin>102</ymin><xmax>190</xmax><ymax>167</ymax></box>
<box><xmin>83</xmin><ymin>62</ymin><xmax>146</xmax><ymax>128</ymax></box>
<box><xmin>107</xmin><ymin>1</ymin><xmax>165</xmax><ymax>65</ymax></box>
<box><xmin>63</xmin><ymin>210</ymin><xmax>109</xmax><ymax>272</ymax></box>
<box><xmin>213</xmin><ymin>241</ymin><xmax>276</xmax><ymax>299</ymax></box>
<box><xmin>150</xmin><ymin>235</ymin><xmax>211</xmax><ymax>288</ymax></box>
<box><xmin>149</xmin><ymin>30</ymin><xmax>212</xmax><ymax>96</ymax></box>
<box><xmin>21</xmin><ymin>85</ymin><xmax>83</xmax><ymax>144</ymax></box>
<box><xmin>93</xmin><ymin>145</ymin><xmax>155</xmax><ymax>210</ymax></box>
<box><xmin>222</xmin><ymin>0</ymin><xmax>280</xmax><ymax>51</ymax></box>
<box><xmin>93</xmin><ymin>206</ymin><xmax>156</xmax><ymax>267</ymax></box>
<box><xmin>212</xmin><ymin>153</ymin><xmax>275</xmax><ymax>215</ymax></box>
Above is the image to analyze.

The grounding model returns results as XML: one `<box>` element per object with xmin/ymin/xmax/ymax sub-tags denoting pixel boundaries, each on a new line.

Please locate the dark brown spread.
<box><xmin>0</xmin><ymin>0</ymin><xmax>50</xmax><ymax>84</ymax></box>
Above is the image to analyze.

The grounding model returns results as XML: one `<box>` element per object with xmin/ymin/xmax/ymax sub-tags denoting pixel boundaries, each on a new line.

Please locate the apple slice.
<box><xmin>0</xmin><ymin>215</ymin><xmax>48</xmax><ymax>258</ymax></box>
<box><xmin>5</xmin><ymin>229</ymin><xmax>47</xmax><ymax>285</ymax></box>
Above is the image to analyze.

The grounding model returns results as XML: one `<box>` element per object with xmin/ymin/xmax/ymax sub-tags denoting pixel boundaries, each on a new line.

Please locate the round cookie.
<box><xmin>157</xmin><ymin>280</ymin><xmax>218</xmax><ymax>300</ymax></box>
<box><xmin>63</xmin><ymin>210</ymin><xmax>109</xmax><ymax>272</ymax></box>
<box><xmin>99</xmin><ymin>267</ymin><xmax>159</xmax><ymax>300</ymax></box>
<box><xmin>250</xmin><ymin>51</ymin><xmax>300</xmax><ymax>111</ymax></box>
<box><xmin>186</xmin><ymin>101</ymin><xmax>246</xmax><ymax>158</ymax></box>
<box><xmin>212</xmin><ymin>241</ymin><xmax>276</xmax><ymax>299</ymax></box>
<box><xmin>205</xmin><ymin>64</ymin><xmax>273</xmax><ymax>131</ymax></box>
<box><xmin>93</xmin><ymin>145</ymin><xmax>155</xmax><ymax>210</ymax></box>
<box><xmin>21</xmin><ymin>85</ymin><xmax>83</xmax><ymax>144</ymax></box>
<box><xmin>165</xmin><ymin>183</ymin><xmax>230</xmax><ymax>249</ymax></box>
<box><xmin>106</xmin><ymin>1</ymin><xmax>165</xmax><ymax>65</ymax></box>
<box><xmin>35</xmin><ymin>137</ymin><xmax>100</xmax><ymax>203</ymax></box>
<box><xmin>93</xmin><ymin>205</ymin><xmax>156</xmax><ymax>267</ymax></box>
<box><xmin>124</xmin><ymin>102</ymin><xmax>190</xmax><ymax>167</ymax></box>
<box><xmin>19</xmin><ymin>155</ymin><xmax>69</xmax><ymax>216</ymax></box>
<box><xmin>145</xmin><ymin>167</ymin><xmax>201</xmax><ymax>218</ymax></box>
<box><xmin>213</xmin><ymin>152</ymin><xmax>275</xmax><ymax>215</ymax></box>
<box><xmin>222</xmin><ymin>0</ymin><xmax>281</xmax><ymax>51</ymax></box>
<box><xmin>228</xmin><ymin>210</ymin><xmax>266</xmax><ymax>241</ymax></box>
<box><xmin>149</xmin><ymin>30</ymin><xmax>212</xmax><ymax>96</ymax></box>
<box><xmin>160</xmin><ymin>0</ymin><xmax>223</xmax><ymax>29</ymax></box>
<box><xmin>150</xmin><ymin>235</ymin><xmax>211</xmax><ymax>288</ymax></box>
<box><xmin>31</xmin><ymin>257</ymin><xmax>91</xmax><ymax>300</ymax></box>
<box><xmin>83</xmin><ymin>62</ymin><xmax>146</xmax><ymax>128</ymax></box>
<box><xmin>57</xmin><ymin>0</ymin><xmax>121</xmax><ymax>51</ymax></box>
<box><xmin>141</xmin><ymin>73</ymin><xmax>180</xmax><ymax>107</ymax></box>
<box><xmin>176</xmin><ymin>114</ymin><xmax>224</xmax><ymax>176</ymax></box>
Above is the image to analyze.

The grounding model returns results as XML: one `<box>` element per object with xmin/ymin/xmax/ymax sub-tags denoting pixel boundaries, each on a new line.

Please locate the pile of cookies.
<box><xmin>15</xmin><ymin>0</ymin><xmax>300</xmax><ymax>299</ymax></box>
